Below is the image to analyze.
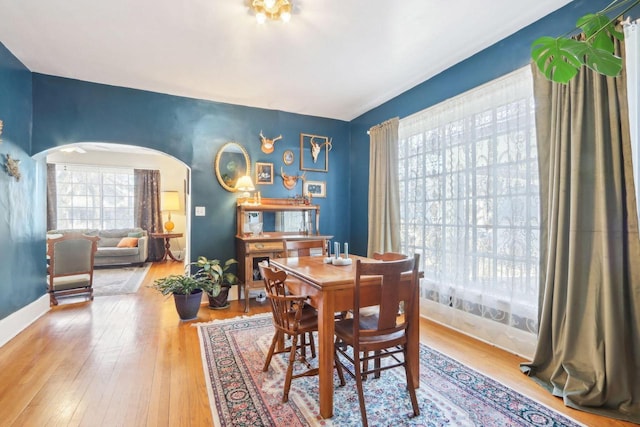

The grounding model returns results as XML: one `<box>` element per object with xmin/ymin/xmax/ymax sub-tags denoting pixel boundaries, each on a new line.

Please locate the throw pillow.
<box><xmin>117</xmin><ymin>237</ymin><xmax>139</xmax><ymax>248</ymax></box>
<box><xmin>128</xmin><ymin>231</ymin><xmax>144</xmax><ymax>238</ymax></box>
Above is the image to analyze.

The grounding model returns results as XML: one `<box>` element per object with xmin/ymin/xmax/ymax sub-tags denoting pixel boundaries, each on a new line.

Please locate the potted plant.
<box><xmin>150</xmin><ymin>274</ymin><xmax>208</xmax><ymax>321</ymax></box>
<box><xmin>190</xmin><ymin>256</ymin><xmax>239</xmax><ymax>310</ymax></box>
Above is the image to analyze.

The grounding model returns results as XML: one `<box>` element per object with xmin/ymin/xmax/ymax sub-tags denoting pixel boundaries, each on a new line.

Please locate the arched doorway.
<box><xmin>37</xmin><ymin>142</ymin><xmax>191</xmax><ymax>265</ymax></box>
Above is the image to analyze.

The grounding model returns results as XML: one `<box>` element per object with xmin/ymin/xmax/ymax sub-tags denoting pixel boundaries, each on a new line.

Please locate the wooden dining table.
<box><xmin>269</xmin><ymin>254</ymin><xmax>420</xmax><ymax>419</ymax></box>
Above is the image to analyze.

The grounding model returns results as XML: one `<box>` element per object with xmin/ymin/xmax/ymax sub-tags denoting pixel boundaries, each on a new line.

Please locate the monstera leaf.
<box><xmin>581</xmin><ymin>43</ymin><xmax>623</xmax><ymax>76</ymax></box>
<box><xmin>531</xmin><ymin>37</ymin><xmax>584</xmax><ymax>83</ymax></box>
<box><xmin>531</xmin><ymin>0</ymin><xmax>636</xmax><ymax>84</ymax></box>
<box><xmin>578</xmin><ymin>13</ymin><xmax>624</xmax><ymax>49</ymax></box>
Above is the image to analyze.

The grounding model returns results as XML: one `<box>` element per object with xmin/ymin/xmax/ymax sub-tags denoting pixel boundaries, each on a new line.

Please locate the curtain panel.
<box><xmin>367</xmin><ymin>117</ymin><xmax>401</xmax><ymax>257</ymax></box>
<box><xmin>134</xmin><ymin>169</ymin><xmax>164</xmax><ymax>262</ymax></box>
<box><xmin>46</xmin><ymin>163</ymin><xmax>57</xmax><ymax>231</ymax></box>
<box><xmin>521</xmin><ymin>36</ymin><xmax>640</xmax><ymax>422</ymax></box>
<box><xmin>398</xmin><ymin>67</ymin><xmax>539</xmax><ymax>357</ymax></box>
<box><xmin>625</xmin><ymin>19</ymin><xmax>640</xmax><ymax>236</ymax></box>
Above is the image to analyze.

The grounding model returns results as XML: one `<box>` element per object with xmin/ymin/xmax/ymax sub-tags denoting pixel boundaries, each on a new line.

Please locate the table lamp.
<box><xmin>161</xmin><ymin>191</ymin><xmax>180</xmax><ymax>232</ymax></box>
<box><xmin>235</xmin><ymin>175</ymin><xmax>255</xmax><ymax>204</ymax></box>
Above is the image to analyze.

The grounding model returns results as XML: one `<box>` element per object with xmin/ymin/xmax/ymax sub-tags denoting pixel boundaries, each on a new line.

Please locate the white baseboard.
<box><xmin>0</xmin><ymin>295</ymin><xmax>50</xmax><ymax>348</ymax></box>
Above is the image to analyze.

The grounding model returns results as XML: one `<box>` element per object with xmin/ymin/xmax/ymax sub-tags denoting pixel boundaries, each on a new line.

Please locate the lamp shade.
<box><xmin>161</xmin><ymin>191</ymin><xmax>180</xmax><ymax>212</ymax></box>
<box><xmin>161</xmin><ymin>191</ymin><xmax>180</xmax><ymax>232</ymax></box>
<box><xmin>235</xmin><ymin>175</ymin><xmax>255</xmax><ymax>192</ymax></box>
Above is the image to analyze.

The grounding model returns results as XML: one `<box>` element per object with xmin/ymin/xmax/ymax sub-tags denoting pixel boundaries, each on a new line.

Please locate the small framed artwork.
<box><xmin>283</xmin><ymin>150</ymin><xmax>294</xmax><ymax>166</ymax></box>
<box><xmin>255</xmin><ymin>162</ymin><xmax>273</xmax><ymax>185</ymax></box>
<box><xmin>303</xmin><ymin>180</ymin><xmax>326</xmax><ymax>198</ymax></box>
<box><xmin>300</xmin><ymin>133</ymin><xmax>331</xmax><ymax>172</ymax></box>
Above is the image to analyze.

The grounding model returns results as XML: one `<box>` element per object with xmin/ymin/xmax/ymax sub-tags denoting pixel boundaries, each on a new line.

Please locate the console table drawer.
<box><xmin>247</xmin><ymin>241</ymin><xmax>284</xmax><ymax>252</ymax></box>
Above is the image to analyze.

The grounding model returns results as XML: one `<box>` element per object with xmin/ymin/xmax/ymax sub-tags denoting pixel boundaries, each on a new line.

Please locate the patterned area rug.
<box><xmin>92</xmin><ymin>263</ymin><xmax>151</xmax><ymax>296</ymax></box>
<box><xmin>196</xmin><ymin>314</ymin><xmax>582</xmax><ymax>427</ymax></box>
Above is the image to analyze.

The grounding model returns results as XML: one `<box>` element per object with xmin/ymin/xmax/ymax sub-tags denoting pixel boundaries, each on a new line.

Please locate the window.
<box><xmin>398</xmin><ymin>67</ymin><xmax>539</xmax><ymax>355</ymax></box>
<box><xmin>55</xmin><ymin>164</ymin><xmax>135</xmax><ymax>230</ymax></box>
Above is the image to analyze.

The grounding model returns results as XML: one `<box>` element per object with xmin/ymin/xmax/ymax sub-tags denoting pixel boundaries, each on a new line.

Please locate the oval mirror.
<box><xmin>215</xmin><ymin>142</ymin><xmax>250</xmax><ymax>192</ymax></box>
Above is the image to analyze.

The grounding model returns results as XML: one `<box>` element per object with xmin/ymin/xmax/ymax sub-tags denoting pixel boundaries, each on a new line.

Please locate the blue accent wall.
<box><xmin>0</xmin><ymin>42</ymin><xmax>46</xmax><ymax>319</ymax></box>
<box><xmin>31</xmin><ymin>75</ymin><xmax>351</xmax><ymax>265</ymax></box>
<box><xmin>0</xmin><ymin>0</ymin><xmax>628</xmax><ymax>321</ymax></box>
<box><xmin>347</xmin><ymin>0</ymin><xmax>615</xmax><ymax>255</ymax></box>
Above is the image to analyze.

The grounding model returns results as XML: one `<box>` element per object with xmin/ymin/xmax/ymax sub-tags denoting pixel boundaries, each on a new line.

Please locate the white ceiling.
<box><xmin>0</xmin><ymin>0</ymin><xmax>572</xmax><ymax>121</ymax></box>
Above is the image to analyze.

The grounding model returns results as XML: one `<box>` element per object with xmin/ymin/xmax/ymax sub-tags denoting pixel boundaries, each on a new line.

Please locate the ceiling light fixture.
<box><xmin>251</xmin><ymin>0</ymin><xmax>292</xmax><ymax>24</ymax></box>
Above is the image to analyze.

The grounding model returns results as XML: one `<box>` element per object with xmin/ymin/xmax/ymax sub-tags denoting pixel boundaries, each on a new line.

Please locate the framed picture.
<box><xmin>303</xmin><ymin>180</ymin><xmax>326</xmax><ymax>198</ymax></box>
<box><xmin>283</xmin><ymin>149</ymin><xmax>294</xmax><ymax>166</ymax></box>
<box><xmin>300</xmin><ymin>133</ymin><xmax>331</xmax><ymax>172</ymax></box>
<box><xmin>255</xmin><ymin>162</ymin><xmax>273</xmax><ymax>185</ymax></box>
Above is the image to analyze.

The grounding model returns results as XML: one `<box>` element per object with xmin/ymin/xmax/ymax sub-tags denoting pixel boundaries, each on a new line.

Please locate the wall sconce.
<box><xmin>161</xmin><ymin>191</ymin><xmax>181</xmax><ymax>232</ymax></box>
<box><xmin>235</xmin><ymin>175</ymin><xmax>256</xmax><ymax>204</ymax></box>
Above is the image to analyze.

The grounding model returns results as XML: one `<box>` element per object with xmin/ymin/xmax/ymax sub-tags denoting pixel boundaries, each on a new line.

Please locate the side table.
<box><xmin>150</xmin><ymin>232</ymin><xmax>183</xmax><ymax>262</ymax></box>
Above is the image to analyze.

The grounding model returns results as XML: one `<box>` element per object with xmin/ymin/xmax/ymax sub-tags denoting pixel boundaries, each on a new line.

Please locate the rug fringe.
<box><xmin>191</xmin><ymin>312</ymin><xmax>271</xmax><ymax>328</ymax></box>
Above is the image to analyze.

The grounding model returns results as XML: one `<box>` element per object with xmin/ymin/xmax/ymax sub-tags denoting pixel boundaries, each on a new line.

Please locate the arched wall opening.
<box><xmin>35</xmin><ymin>142</ymin><xmax>191</xmax><ymax>265</ymax></box>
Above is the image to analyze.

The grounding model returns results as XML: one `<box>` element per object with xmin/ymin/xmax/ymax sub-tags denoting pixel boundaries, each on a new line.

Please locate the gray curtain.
<box><xmin>521</xmin><ymin>39</ymin><xmax>640</xmax><ymax>422</ymax></box>
<box><xmin>134</xmin><ymin>169</ymin><xmax>164</xmax><ymax>262</ymax></box>
<box><xmin>46</xmin><ymin>163</ymin><xmax>57</xmax><ymax>231</ymax></box>
<box><xmin>367</xmin><ymin>117</ymin><xmax>401</xmax><ymax>257</ymax></box>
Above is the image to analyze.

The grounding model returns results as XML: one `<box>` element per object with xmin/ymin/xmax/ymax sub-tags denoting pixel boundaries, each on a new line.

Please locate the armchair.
<box><xmin>47</xmin><ymin>233</ymin><xmax>100</xmax><ymax>305</ymax></box>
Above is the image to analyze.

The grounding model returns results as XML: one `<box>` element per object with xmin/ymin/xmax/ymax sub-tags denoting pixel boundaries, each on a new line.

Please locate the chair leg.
<box><xmin>49</xmin><ymin>293</ymin><xmax>58</xmax><ymax>306</ymax></box>
<box><xmin>282</xmin><ymin>334</ymin><xmax>299</xmax><ymax>403</ymax></box>
<box><xmin>403</xmin><ymin>346</ymin><xmax>420</xmax><ymax>417</ymax></box>
<box><xmin>262</xmin><ymin>332</ymin><xmax>279</xmax><ymax>372</ymax></box>
<box><xmin>308</xmin><ymin>331</ymin><xmax>316</xmax><ymax>358</ymax></box>
<box><xmin>353</xmin><ymin>349</ymin><xmax>369</xmax><ymax>427</ymax></box>
<box><xmin>300</xmin><ymin>333</ymin><xmax>308</xmax><ymax>360</ymax></box>
<box><xmin>334</xmin><ymin>347</ymin><xmax>346</xmax><ymax>386</ymax></box>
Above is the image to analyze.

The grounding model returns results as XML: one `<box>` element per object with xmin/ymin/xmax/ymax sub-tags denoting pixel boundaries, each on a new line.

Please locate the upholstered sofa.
<box><xmin>47</xmin><ymin>228</ymin><xmax>149</xmax><ymax>267</ymax></box>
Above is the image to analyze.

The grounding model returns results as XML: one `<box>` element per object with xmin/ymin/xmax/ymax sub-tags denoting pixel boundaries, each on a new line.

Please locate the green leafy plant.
<box><xmin>189</xmin><ymin>256</ymin><xmax>238</xmax><ymax>297</ymax></box>
<box><xmin>151</xmin><ymin>274</ymin><xmax>205</xmax><ymax>296</ymax></box>
<box><xmin>532</xmin><ymin>0</ymin><xmax>638</xmax><ymax>83</ymax></box>
<box><xmin>151</xmin><ymin>256</ymin><xmax>238</xmax><ymax>297</ymax></box>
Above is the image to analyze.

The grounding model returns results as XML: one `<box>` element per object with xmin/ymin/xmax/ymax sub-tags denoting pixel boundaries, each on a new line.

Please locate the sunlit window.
<box><xmin>55</xmin><ymin>164</ymin><xmax>135</xmax><ymax>230</ymax></box>
<box><xmin>398</xmin><ymin>67</ymin><xmax>539</xmax><ymax>354</ymax></box>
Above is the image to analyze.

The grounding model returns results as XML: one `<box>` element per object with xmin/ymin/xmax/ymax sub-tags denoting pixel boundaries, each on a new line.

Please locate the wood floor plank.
<box><xmin>0</xmin><ymin>261</ymin><xmax>633</xmax><ymax>427</ymax></box>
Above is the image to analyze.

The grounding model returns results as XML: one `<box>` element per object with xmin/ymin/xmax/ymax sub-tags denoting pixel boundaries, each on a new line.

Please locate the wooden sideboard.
<box><xmin>235</xmin><ymin>198</ymin><xmax>333</xmax><ymax>312</ymax></box>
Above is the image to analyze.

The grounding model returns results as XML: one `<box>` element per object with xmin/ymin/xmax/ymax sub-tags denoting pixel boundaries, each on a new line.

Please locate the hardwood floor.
<box><xmin>0</xmin><ymin>262</ymin><xmax>633</xmax><ymax>426</ymax></box>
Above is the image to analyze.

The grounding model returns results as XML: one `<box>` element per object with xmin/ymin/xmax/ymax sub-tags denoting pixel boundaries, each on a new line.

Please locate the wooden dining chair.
<box><xmin>47</xmin><ymin>233</ymin><xmax>100</xmax><ymax>306</ymax></box>
<box><xmin>241</xmin><ymin>239</ymin><xmax>325</xmax><ymax>314</ymax></box>
<box><xmin>284</xmin><ymin>239</ymin><xmax>348</xmax><ymax>321</ymax></box>
<box><xmin>259</xmin><ymin>262</ymin><xmax>345</xmax><ymax>402</ymax></box>
<box><xmin>334</xmin><ymin>254</ymin><xmax>420</xmax><ymax>427</ymax></box>
<box><xmin>358</xmin><ymin>251</ymin><xmax>409</xmax><ymax>374</ymax></box>
<box><xmin>283</xmin><ymin>239</ymin><xmax>326</xmax><ymax>257</ymax></box>
<box><xmin>372</xmin><ymin>251</ymin><xmax>407</xmax><ymax>261</ymax></box>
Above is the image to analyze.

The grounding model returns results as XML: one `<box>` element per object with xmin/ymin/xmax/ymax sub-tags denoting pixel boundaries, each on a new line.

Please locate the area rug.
<box><xmin>92</xmin><ymin>263</ymin><xmax>151</xmax><ymax>296</ymax></box>
<box><xmin>196</xmin><ymin>314</ymin><xmax>582</xmax><ymax>427</ymax></box>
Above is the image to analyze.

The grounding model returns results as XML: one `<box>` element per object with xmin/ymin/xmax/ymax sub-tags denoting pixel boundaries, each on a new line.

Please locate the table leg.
<box><xmin>317</xmin><ymin>290</ymin><xmax>335</xmax><ymax>418</ymax></box>
<box><xmin>162</xmin><ymin>237</ymin><xmax>180</xmax><ymax>262</ymax></box>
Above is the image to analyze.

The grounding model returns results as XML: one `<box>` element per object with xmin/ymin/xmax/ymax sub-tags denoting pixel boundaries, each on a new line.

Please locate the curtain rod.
<box><xmin>367</xmin><ymin>117</ymin><xmax>399</xmax><ymax>135</ymax></box>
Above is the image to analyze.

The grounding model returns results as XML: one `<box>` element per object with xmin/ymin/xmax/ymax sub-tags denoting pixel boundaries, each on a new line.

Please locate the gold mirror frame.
<box><xmin>214</xmin><ymin>142</ymin><xmax>251</xmax><ymax>192</ymax></box>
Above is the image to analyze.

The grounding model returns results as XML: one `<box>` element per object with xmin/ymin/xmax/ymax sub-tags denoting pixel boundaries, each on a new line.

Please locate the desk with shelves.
<box><xmin>236</xmin><ymin>199</ymin><xmax>333</xmax><ymax>312</ymax></box>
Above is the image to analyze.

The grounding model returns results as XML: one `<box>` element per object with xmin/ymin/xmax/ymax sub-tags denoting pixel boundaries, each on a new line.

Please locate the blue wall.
<box><xmin>347</xmin><ymin>0</ymin><xmax>614</xmax><ymax>255</ymax></box>
<box><xmin>0</xmin><ymin>0</ymin><xmax>624</xmax><ymax>320</ymax></box>
<box><xmin>31</xmin><ymin>75</ymin><xmax>351</xmax><ymax>266</ymax></box>
<box><xmin>0</xmin><ymin>43</ymin><xmax>47</xmax><ymax>319</ymax></box>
